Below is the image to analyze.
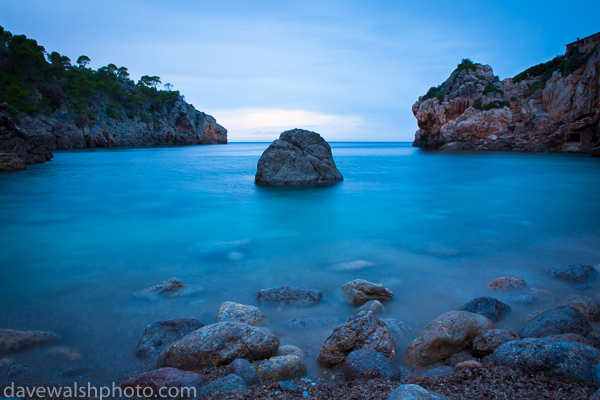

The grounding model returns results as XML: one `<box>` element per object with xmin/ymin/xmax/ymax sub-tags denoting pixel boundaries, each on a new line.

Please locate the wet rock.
<box><xmin>330</xmin><ymin>260</ymin><xmax>376</xmax><ymax>271</ymax></box>
<box><xmin>197</xmin><ymin>374</ymin><xmax>247</xmax><ymax>398</ymax></box>
<box><xmin>157</xmin><ymin>322</ymin><xmax>279</xmax><ymax>370</ymax></box>
<box><xmin>422</xmin><ymin>366</ymin><xmax>454</xmax><ymax>378</ymax></box>
<box><xmin>504</xmin><ymin>293</ymin><xmax>536</xmax><ymax>304</ymax></box>
<box><xmin>549</xmin><ymin>264</ymin><xmax>599</xmax><ymax>284</ymax></box>
<box><xmin>0</xmin><ymin>329</ymin><xmax>58</xmax><ymax>353</ymax></box>
<box><xmin>255</xmin><ymin>129</ymin><xmax>343</xmax><ymax>186</ymax></box>
<box><xmin>521</xmin><ymin>305</ymin><xmax>592</xmax><ymax>338</ymax></box>
<box><xmin>491</xmin><ymin>338</ymin><xmax>600</xmax><ymax>381</ymax></box>
<box><xmin>285</xmin><ymin>317</ymin><xmax>343</xmax><ymax>330</ymax></box>
<box><xmin>544</xmin><ymin>333</ymin><xmax>591</xmax><ymax>345</ymax></box>
<box><xmin>216</xmin><ymin>301</ymin><xmax>268</xmax><ymax>326</ymax></box>
<box><xmin>225</xmin><ymin>359</ymin><xmax>260</xmax><ymax>386</ymax></box>
<box><xmin>458</xmin><ymin>296</ymin><xmax>511</xmax><ymax>322</ymax></box>
<box><xmin>442</xmin><ymin>350</ymin><xmax>479</xmax><ymax>367</ymax></box>
<box><xmin>403</xmin><ymin>310</ymin><xmax>494</xmax><ymax>368</ymax></box>
<box><xmin>488</xmin><ymin>276</ymin><xmax>527</xmax><ymax>290</ymax></box>
<box><xmin>135</xmin><ymin>278</ymin><xmax>203</xmax><ymax>299</ymax></box>
<box><xmin>317</xmin><ymin>311</ymin><xmax>396</xmax><ymax>367</ymax></box>
<box><xmin>252</xmin><ymin>355</ymin><xmax>307</xmax><ymax>382</ymax></box>
<box><xmin>276</xmin><ymin>345</ymin><xmax>304</xmax><ymax>359</ymax></box>
<box><xmin>0</xmin><ymin>153</ymin><xmax>26</xmax><ymax>172</ymax></box>
<box><xmin>588</xmin><ymin>330</ymin><xmax>600</xmax><ymax>348</ymax></box>
<box><xmin>381</xmin><ymin>318</ymin><xmax>415</xmax><ymax>346</ymax></box>
<box><xmin>343</xmin><ymin>349</ymin><xmax>401</xmax><ymax>381</ymax></box>
<box><xmin>387</xmin><ymin>384</ymin><xmax>450</xmax><ymax>400</ymax></box>
<box><xmin>471</xmin><ymin>329</ymin><xmax>520</xmax><ymax>357</ymax></box>
<box><xmin>46</xmin><ymin>346</ymin><xmax>82</xmax><ymax>361</ymax></box>
<box><xmin>594</xmin><ymin>364</ymin><xmax>600</xmax><ymax>388</ymax></box>
<box><xmin>454</xmin><ymin>360</ymin><xmax>483</xmax><ymax>371</ymax></box>
<box><xmin>530</xmin><ymin>288</ymin><xmax>553</xmax><ymax>297</ymax></box>
<box><xmin>136</xmin><ymin>318</ymin><xmax>203</xmax><ymax>358</ymax></box>
<box><xmin>524</xmin><ymin>294</ymin><xmax>600</xmax><ymax>323</ymax></box>
<box><xmin>257</xmin><ymin>286</ymin><xmax>323</xmax><ymax>306</ymax></box>
<box><xmin>119</xmin><ymin>367</ymin><xmax>206</xmax><ymax>394</ymax></box>
<box><xmin>358</xmin><ymin>300</ymin><xmax>385</xmax><ymax>313</ymax></box>
<box><xmin>341</xmin><ymin>279</ymin><xmax>394</xmax><ymax>306</ymax></box>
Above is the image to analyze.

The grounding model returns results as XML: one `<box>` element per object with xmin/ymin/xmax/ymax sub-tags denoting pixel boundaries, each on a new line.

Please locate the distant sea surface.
<box><xmin>1</xmin><ymin>142</ymin><xmax>600</xmax><ymax>384</ymax></box>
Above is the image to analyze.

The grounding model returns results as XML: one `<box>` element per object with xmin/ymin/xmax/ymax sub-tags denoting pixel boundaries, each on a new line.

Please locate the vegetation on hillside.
<box><xmin>513</xmin><ymin>45</ymin><xmax>597</xmax><ymax>84</ymax></box>
<box><xmin>421</xmin><ymin>59</ymin><xmax>478</xmax><ymax>102</ymax></box>
<box><xmin>0</xmin><ymin>26</ymin><xmax>180</xmax><ymax>123</ymax></box>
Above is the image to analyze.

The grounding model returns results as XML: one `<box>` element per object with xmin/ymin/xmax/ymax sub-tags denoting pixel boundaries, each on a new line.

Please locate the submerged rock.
<box><xmin>216</xmin><ymin>301</ymin><xmax>268</xmax><ymax>326</ymax></box>
<box><xmin>458</xmin><ymin>296</ymin><xmax>511</xmax><ymax>322</ymax></box>
<box><xmin>257</xmin><ymin>286</ymin><xmax>323</xmax><ymax>306</ymax></box>
<box><xmin>358</xmin><ymin>300</ymin><xmax>386</xmax><ymax>313</ymax></box>
<box><xmin>330</xmin><ymin>260</ymin><xmax>376</xmax><ymax>271</ymax></box>
<box><xmin>549</xmin><ymin>264</ymin><xmax>599</xmax><ymax>284</ymax></box>
<box><xmin>403</xmin><ymin>311</ymin><xmax>493</xmax><ymax>368</ymax></box>
<box><xmin>0</xmin><ymin>329</ymin><xmax>58</xmax><ymax>353</ymax></box>
<box><xmin>504</xmin><ymin>293</ymin><xmax>537</xmax><ymax>305</ymax></box>
<box><xmin>544</xmin><ymin>333</ymin><xmax>591</xmax><ymax>345</ymax></box>
<box><xmin>284</xmin><ymin>317</ymin><xmax>343</xmax><ymax>330</ymax></box>
<box><xmin>252</xmin><ymin>355</ymin><xmax>307</xmax><ymax>382</ymax></box>
<box><xmin>317</xmin><ymin>311</ymin><xmax>396</xmax><ymax>367</ymax></box>
<box><xmin>135</xmin><ymin>278</ymin><xmax>203</xmax><ymax>299</ymax></box>
<box><xmin>137</xmin><ymin>318</ymin><xmax>203</xmax><ymax>358</ymax></box>
<box><xmin>341</xmin><ymin>279</ymin><xmax>394</xmax><ymax>306</ymax></box>
<box><xmin>487</xmin><ymin>276</ymin><xmax>527</xmax><ymax>290</ymax></box>
<box><xmin>157</xmin><ymin>322</ymin><xmax>279</xmax><ymax>370</ymax></box>
<box><xmin>491</xmin><ymin>338</ymin><xmax>600</xmax><ymax>381</ymax></box>
<box><xmin>255</xmin><ymin>129</ymin><xmax>343</xmax><ymax>186</ymax></box>
<box><xmin>343</xmin><ymin>349</ymin><xmax>401</xmax><ymax>381</ymax></box>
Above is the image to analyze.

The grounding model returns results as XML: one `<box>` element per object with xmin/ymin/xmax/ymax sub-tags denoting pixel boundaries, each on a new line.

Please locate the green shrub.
<box><xmin>455</xmin><ymin>58</ymin><xmax>477</xmax><ymax>75</ymax></box>
<box><xmin>525</xmin><ymin>81</ymin><xmax>544</xmax><ymax>97</ymax></box>
<box><xmin>482</xmin><ymin>83</ymin><xmax>503</xmax><ymax>95</ymax></box>
<box><xmin>474</xmin><ymin>100</ymin><xmax>510</xmax><ymax>111</ymax></box>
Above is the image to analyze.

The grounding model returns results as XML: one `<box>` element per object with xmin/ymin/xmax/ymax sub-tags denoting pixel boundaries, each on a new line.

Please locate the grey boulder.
<box><xmin>215</xmin><ymin>301</ymin><xmax>268</xmax><ymax>326</ymax></box>
<box><xmin>387</xmin><ymin>384</ymin><xmax>450</xmax><ymax>400</ymax></box>
<box><xmin>343</xmin><ymin>349</ymin><xmax>401</xmax><ymax>381</ymax></box>
<box><xmin>521</xmin><ymin>305</ymin><xmax>592</xmax><ymax>338</ymax></box>
<box><xmin>341</xmin><ymin>279</ymin><xmax>394</xmax><ymax>306</ymax></box>
<box><xmin>136</xmin><ymin>318</ymin><xmax>203</xmax><ymax>358</ymax></box>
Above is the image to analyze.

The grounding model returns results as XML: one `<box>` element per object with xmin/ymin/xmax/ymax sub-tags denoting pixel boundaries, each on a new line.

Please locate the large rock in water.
<box><xmin>157</xmin><ymin>322</ymin><xmax>279</xmax><ymax>370</ymax></box>
<box><xmin>458</xmin><ymin>296</ymin><xmax>511</xmax><ymax>322</ymax></box>
<box><xmin>341</xmin><ymin>279</ymin><xmax>394</xmax><ymax>306</ymax></box>
<box><xmin>520</xmin><ymin>305</ymin><xmax>592</xmax><ymax>338</ymax></box>
<box><xmin>403</xmin><ymin>311</ymin><xmax>493</xmax><ymax>368</ymax></box>
<box><xmin>215</xmin><ymin>301</ymin><xmax>268</xmax><ymax>326</ymax></box>
<box><xmin>136</xmin><ymin>318</ymin><xmax>203</xmax><ymax>358</ymax></box>
<box><xmin>523</xmin><ymin>294</ymin><xmax>600</xmax><ymax>323</ymax></box>
<box><xmin>254</xmin><ymin>129</ymin><xmax>343</xmax><ymax>186</ymax></box>
<box><xmin>0</xmin><ymin>329</ymin><xmax>58</xmax><ymax>353</ymax></box>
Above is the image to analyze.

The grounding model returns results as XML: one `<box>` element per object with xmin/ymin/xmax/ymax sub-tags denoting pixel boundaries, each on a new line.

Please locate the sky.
<box><xmin>2</xmin><ymin>0</ymin><xmax>599</xmax><ymax>142</ymax></box>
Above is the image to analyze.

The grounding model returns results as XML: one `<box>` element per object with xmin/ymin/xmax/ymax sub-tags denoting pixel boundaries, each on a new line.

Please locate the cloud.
<box><xmin>212</xmin><ymin>108</ymin><xmax>364</xmax><ymax>142</ymax></box>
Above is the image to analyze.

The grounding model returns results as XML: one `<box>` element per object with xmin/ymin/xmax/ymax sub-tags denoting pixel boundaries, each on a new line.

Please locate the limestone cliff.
<box><xmin>412</xmin><ymin>39</ymin><xmax>600</xmax><ymax>155</ymax></box>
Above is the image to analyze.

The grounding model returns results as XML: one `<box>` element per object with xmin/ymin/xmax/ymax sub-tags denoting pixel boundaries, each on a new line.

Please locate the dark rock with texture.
<box><xmin>157</xmin><ymin>322</ymin><xmax>279</xmax><ymax>370</ymax></box>
<box><xmin>387</xmin><ymin>384</ymin><xmax>450</xmax><ymax>400</ymax></box>
<box><xmin>521</xmin><ymin>305</ymin><xmax>592</xmax><ymax>338</ymax></box>
<box><xmin>548</xmin><ymin>264</ymin><xmax>599</xmax><ymax>284</ymax></box>
<box><xmin>0</xmin><ymin>329</ymin><xmax>58</xmax><ymax>353</ymax></box>
<box><xmin>341</xmin><ymin>279</ymin><xmax>394</xmax><ymax>306</ymax></box>
<box><xmin>343</xmin><ymin>349</ymin><xmax>401</xmax><ymax>381</ymax></box>
<box><xmin>252</xmin><ymin>355</ymin><xmax>307</xmax><ymax>382</ymax></box>
<box><xmin>317</xmin><ymin>311</ymin><xmax>396</xmax><ymax>367</ymax></box>
<box><xmin>197</xmin><ymin>374</ymin><xmax>247</xmax><ymax>398</ymax></box>
<box><xmin>588</xmin><ymin>330</ymin><xmax>600</xmax><ymax>348</ymax></box>
<box><xmin>487</xmin><ymin>276</ymin><xmax>527</xmax><ymax>290</ymax></box>
<box><xmin>257</xmin><ymin>286</ymin><xmax>323</xmax><ymax>306</ymax></box>
<box><xmin>524</xmin><ymin>294</ymin><xmax>600</xmax><ymax>323</ymax></box>
<box><xmin>458</xmin><ymin>296</ymin><xmax>511</xmax><ymax>322</ymax></box>
<box><xmin>119</xmin><ymin>367</ymin><xmax>206</xmax><ymax>394</ymax></box>
<box><xmin>255</xmin><ymin>129</ymin><xmax>343</xmax><ymax>186</ymax></box>
<box><xmin>136</xmin><ymin>318</ymin><xmax>203</xmax><ymax>358</ymax></box>
<box><xmin>491</xmin><ymin>338</ymin><xmax>600</xmax><ymax>381</ymax></box>
<box><xmin>544</xmin><ymin>333</ymin><xmax>591</xmax><ymax>345</ymax></box>
<box><xmin>226</xmin><ymin>359</ymin><xmax>260</xmax><ymax>386</ymax></box>
<box><xmin>471</xmin><ymin>329</ymin><xmax>519</xmax><ymax>357</ymax></box>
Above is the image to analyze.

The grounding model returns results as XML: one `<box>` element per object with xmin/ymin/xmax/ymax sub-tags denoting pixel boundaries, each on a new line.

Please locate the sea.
<box><xmin>1</xmin><ymin>142</ymin><xmax>600</xmax><ymax>385</ymax></box>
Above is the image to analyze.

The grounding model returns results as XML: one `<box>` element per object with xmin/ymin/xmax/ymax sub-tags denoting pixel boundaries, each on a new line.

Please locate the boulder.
<box><xmin>343</xmin><ymin>349</ymin><xmax>401</xmax><ymax>381</ymax></box>
<box><xmin>254</xmin><ymin>129</ymin><xmax>343</xmax><ymax>186</ymax></box>
<box><xmin>387</xmin><ymin>384</ymin><xmax>450</xmax><ymax>400</ymax></box>
<box><xmin>215</xmin><ymin>302</ymin><xmax>268</xmax><ymax>326</ymax></box>
<box><xmin>119</xmin><ymin>367</ymin><xmax>206</xmax><ymax>394</ymax></box>
<box><xmin>403</xmin><ymin>310</ymin><xmax>493</xmax><ymax>368</ymax></box>
<box><xmin>276</xmin><ymin>345</ymin><xmax>304</xmax><ymax>359</ymax></box>
<box><xmin>548</xmin><ymin>264</ymin><xmax>599</xmax><ymax>284</ymax></box>
<box><xmin>137</xmin><ymin>318</ymin><xmax>203</xmax><ymax>358</ymax></box>
<box><xmin>504</xmin><ymin>294</ymin><xmax>536</xmax><ymax>304</ymax></box>
<box><xmin>491</xmin><ymin>338</ymin><xmax>600</xmax><ymax>381</ymax></box>
<box><xmin>157</xmin><ymin>322</ymin><xmax>279</xmax><ymax>370</ymax></box>
<box><xmin>381</xmin><ymin>318</ymin><xmax>415</xmax><ymax>346</ymax></box>
<box><xmin>454</xmin><ymin>360</ymin><xmax>483</xmax><ymax>371</ymax></box>
<box><xmin>257</xmin><ymin>286</ymin><xmax>323</xmax><ymax>306</ymax></box>
<box><xmin>0</xmin><ymin>153</ymin><xmax>26</xmax><ymax>172</ymax></box>
<box><xmin>358</xmin><ymin>300</ymin><xmax>386</xmax><ymax>313</ymax></box>
<box><xmin>521</xmin><ymin>305</ymin><xmax>592</xmax><ymax>338</ymax></box>
<box><xmin>589</xmin><ymin>330</ymin><xmax>600</xmax><ymax>348</ymax></box>
<box><xmin>442</xmin><ymin>350</ymin><xmax>479</xmax><ymax>367</ymax></box>
<box><xmin>471</xmin><ymin>329</ymin><xmax>519</xmax><ymax>357</ymax></box>
<box><xmin>197</xmin><ymin>374</ymin><xmax>247</xmax><ymax>398</ymax></box>
<box><xmin>317</xmin><ymin>311</ymin><xmax>396</xmax><ymax>367</ymax></box>
<box><xmin>458</xmin><ymin>296</ymin><xmax>511</xmax><ymax>322</ymax></box>
<box><xmin>225</xmin><ymin>359</ymin><xmax>260</xmax><ymax>386</ymax></box>
<box><xmin>285</xmin><ymin>317</ymin><xmax>343</xmax><ymax>330</ymax></box>
<box><xmin>341</xmin><ymin>279</ymin><xmax>394</xmax><ymax>306</ymax></box>
<box><xmin>544</xmin><ymin>333</ymin><xmax>591</xmax><ymax>345</ymax></box>
<box><xmin>0</xmin><ymin>329</ymin><xmax>58</xmax><ymax>353</ymax></box>
<box><xmin>524</xmin><ymin>294</ymin><xmax>600</xmax><ymax>323</ymax></box>
<box><xmin>487</xmin><ymin>276</ymin><xmax>527</xmax><ymax>290</ymax></box>
<box><xmin>252</xmin><ymin>355</ymin><xmax>307</xmax><ymax>382</ymax></box>
<box><xmin>135</xmin><ymin>278</ymin><xmax>201</xmax><ymax>299</ymax></box>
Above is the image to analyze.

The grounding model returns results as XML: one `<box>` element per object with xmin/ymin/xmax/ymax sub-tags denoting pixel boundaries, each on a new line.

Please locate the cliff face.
<box><xmin>412</xmin><ymin>46</ymin><xmax>600</xmax><ymax>154</ymax></box>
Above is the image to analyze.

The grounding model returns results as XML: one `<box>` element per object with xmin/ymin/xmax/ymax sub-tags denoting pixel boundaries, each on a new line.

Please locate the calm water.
<box><xmin>1</xmin><ymin>142</ymin><xmax>600</xmax><ymax>384</ymax></box>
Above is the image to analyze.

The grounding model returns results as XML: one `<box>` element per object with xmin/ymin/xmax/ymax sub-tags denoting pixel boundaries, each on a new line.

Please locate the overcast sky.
<box><xmin>2</xmin><ymin>0</ymin><xmax>599</xmax><ymax>142</ymax></box>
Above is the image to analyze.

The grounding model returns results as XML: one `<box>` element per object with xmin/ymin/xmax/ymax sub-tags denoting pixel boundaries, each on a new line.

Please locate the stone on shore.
<box><xmin>381</xmin><ymin>318</ymin><xmax>415</xmax><ymax>346</ymax></box>
<box><xmin>157</xmin><ymin>322</ymin><xmax>279</xmax><ymax>370</ymax></box>
<box><xmin>358</xmin><ymin>300</ymin><xmax>386</xmax><ymax>313</ymax></box>
<box><xmin>216</xmin><ymin>301</ymin><xmax>268</xmax><ymax>326</ymax></box>
<box><xmin>487</xmin><ymin>276</ymin><xmax>527</xmax><ymax>290</ymax></box>
<box><xmin>491</xmin><ymin>338</ymin><xmax>600</xmax><ymax>381</ymax></box>
<box><xmin>521</xmin><ymin>305</ymin><xmax>592</xmax><ymax>338</ymax></box>
<box><xmin>317</xmin><ymin>311</ymin><xmax>396</xmax><ymax>367</ymax></box>
<box><xmin>458</xmin><ymin>296</ymin><xmax>511</xmax><ymax>322</ymax></box>
<box><xmin>119</xmin><ymin>367</ymin><xmax>206</xmax><ymax>393</ymax></box>
<box><xmin>471</xmin><ymin>329</ymin><xmax>520</xmax><ymax>357</ymax></box>
<box><xmin>137</xmin><ymin>318</ymin><xmax>203</xmax><ymax>358</ymax></box>
<box><xmin>252</xmin><ymin>355</ymin><xmax>307</xmax><ymax>382</ymax></box>
<box><xmin>387</xmin><ymin>384</ymin><xmax>450</xmax><ymax>400</ymax></box>
<box><xmin>524</xmin><ymin>294</ymin><xmax>600</xmax><ymax>323</ymax></box>
<box><xmin>254</xmin><ymin>129</ymin><xmax>343</xmax><ymax>186</ymax></box>
<box><xmin>548</xmin><ymin>264</ymin><xmax>599</xmax><ymax>284</ymax></box>
<box><xmin>257</xmin><ymin>286</ymin><xmax>323</xmax><ymax>306</ymax></box>
<box><xmin>197</xmin><ymin>374</ymin><xmax>247</xmax><ymax>398</ymax></box>
<box><xmin>343</xmin><ymin>349</ymin><xmax>401</xmax><ymax>381</ymax></box>
<box><xmin>0</xmin><ymin>329</ymin><xmax>58</xmax><ymax>353</ymax></box>
<box><xmin>403</xmin><ymin>310</ymin><xmax>494</xmax><ymax>368</ymax></box>
<box><xmin>276</xmin><ymin>345</ymin><xmax>304</xmax><ymax>359</ymax></box>
<box><xmin>341</xmin><ymin>279</ymin><xmax>394</xmax><ymax>306</ymax></box>
<box><xmin>225</xmin><ymin>359</ymin><xmax>260</xmax><ymax>386</ymax></box>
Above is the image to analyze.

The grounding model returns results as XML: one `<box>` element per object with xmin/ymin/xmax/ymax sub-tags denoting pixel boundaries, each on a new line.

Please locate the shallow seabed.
<box><xmin>1</xmin><ymin>142</ymin><xmax>599</xmax><ymax>384</ymax></box>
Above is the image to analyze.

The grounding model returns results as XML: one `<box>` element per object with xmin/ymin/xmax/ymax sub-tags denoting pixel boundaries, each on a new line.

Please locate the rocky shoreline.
<box><xmin>3</xmin><ymin>263</ymin><xmax>600</xmax><ymax>399</ymax></box>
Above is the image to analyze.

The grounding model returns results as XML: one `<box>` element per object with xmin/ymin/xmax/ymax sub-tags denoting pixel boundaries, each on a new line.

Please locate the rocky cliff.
<box><xmin>412</xmin><ymin>42</ymin><xmax>600</xmax><ymax>155</ymax></box>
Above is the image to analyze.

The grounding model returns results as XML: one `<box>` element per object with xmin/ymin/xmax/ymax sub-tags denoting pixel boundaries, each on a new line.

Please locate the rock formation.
<box><xmin>412</xmin><ymin>38</ymin><xmax>600</xmax><ymax>154</ymax></box>
<box><xmin>255</xmin><ymin>129</ymin><xmax>343</xmax><ymax>186</ymax></box>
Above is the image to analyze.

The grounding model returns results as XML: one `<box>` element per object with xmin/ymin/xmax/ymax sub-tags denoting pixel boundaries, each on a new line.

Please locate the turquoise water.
<box><xmin>1</xmin><ymin>142</ymin><xmax>600</xmax><ymax>384</ymax></box>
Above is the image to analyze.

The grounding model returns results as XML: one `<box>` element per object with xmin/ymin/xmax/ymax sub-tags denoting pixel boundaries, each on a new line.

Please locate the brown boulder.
<box><xmin>471</xmin><ymin>329</ymin><xmax>520</xmax><ymax>357</ymax></box>
<box><xmin>487</xmin><ymin>276</ymin><xmax>526</xmax><ymax>290</ymax></box>
<box><xmin>341</xmin><ymin>279</ymin><xmax>393</xmax><ymax>306</ymax></box>
<box><xmin>0</xmin><ymin>329</ymin><xmax>58</xmax><ymax>353</ymax></box>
